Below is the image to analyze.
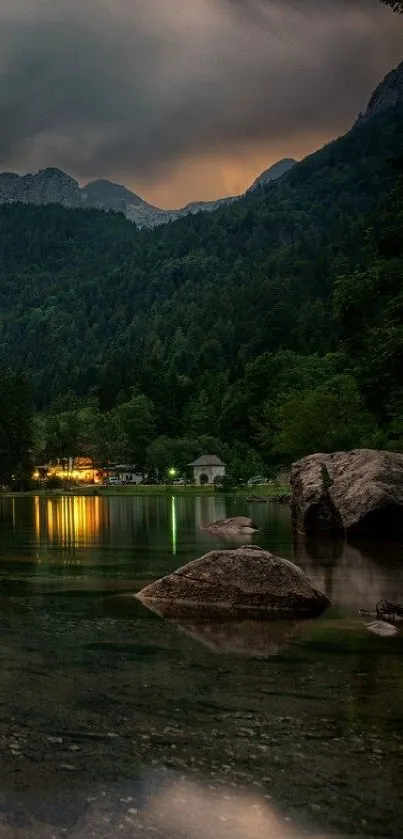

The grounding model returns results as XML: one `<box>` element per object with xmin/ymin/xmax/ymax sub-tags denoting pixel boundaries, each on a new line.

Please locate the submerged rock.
<box><xmin>136</xmin><ymin>546</ymin><xmax>329</xmax><ymax>618</ymax></box>
<box><xmin>199</xmin><ymin>516</ymin><xmax>258</xmax><ymax>537</ymax></box>
<box><xmin>366</xmin><ymin>621</ymin><xmax>398</xmax><ymax>637</ymax></box>
<box><xmin>291</xmin><ymin>449</ymin><xmax>403</xmax><ymax>539</ymax></box>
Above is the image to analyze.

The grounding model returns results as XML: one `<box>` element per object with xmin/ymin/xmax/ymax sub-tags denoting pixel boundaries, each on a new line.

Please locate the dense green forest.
<box><xmin>1</xmin><ymin>101</ymin><xmax>403</xmax><ymax>480</ymax></box>
<box><xmin>0</xmin><ymin>370</ymin><xmax>33</xmax><ymax>485</ymax></box>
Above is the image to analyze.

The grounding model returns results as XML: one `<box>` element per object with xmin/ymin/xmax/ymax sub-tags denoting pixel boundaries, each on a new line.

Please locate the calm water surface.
<box><xmin>0</xmin><ymin>494</ymin><xmax>402</xmax><ymax>839</ymax></box>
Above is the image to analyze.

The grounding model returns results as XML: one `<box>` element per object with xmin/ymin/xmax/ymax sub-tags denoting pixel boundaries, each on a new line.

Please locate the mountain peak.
<box><xmin>82</xmin><ymin>179</ymin><xmax>143</xmax><ymax>210</ymax></box>
<box><xmin>36</xmin><ymin>167</ymin><xmax>77</xmax><ymax>181</ymax></box>
<box><xmin>357</xmin><ymin>58</ymin><xmax>403</xmax><ymax>124</ymax></box>
<box><xmin>0</xmin><ymin>167</ymin><xmax>80</xmax><ymax>206</ymax></box>
<box><xmin>247</xmin><ymin>158</ymin><xmax>297</xmax><ymax>192</ymax></box>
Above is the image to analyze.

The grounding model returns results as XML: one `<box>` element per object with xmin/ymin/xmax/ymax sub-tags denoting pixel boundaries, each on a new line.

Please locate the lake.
<box><xmin>0</xmin><ymin>493</ymin><xmax>402</xmax><ymax>839</ymax></box>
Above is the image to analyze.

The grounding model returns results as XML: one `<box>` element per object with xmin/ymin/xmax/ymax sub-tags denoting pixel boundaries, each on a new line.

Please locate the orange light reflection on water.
<box><xmin>34</xmin><ymin>496</ymin><xmax>103</xmax><ymax>547</ymax></box>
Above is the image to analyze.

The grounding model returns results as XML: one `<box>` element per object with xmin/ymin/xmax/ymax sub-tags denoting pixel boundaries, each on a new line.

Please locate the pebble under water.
<box><xmin>0</xmin><ymin>493</ymin><xmax>402</xmax><ymax>838</ymax></box>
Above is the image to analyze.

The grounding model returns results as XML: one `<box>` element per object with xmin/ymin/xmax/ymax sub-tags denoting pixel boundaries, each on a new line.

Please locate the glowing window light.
<box><xmin>45</xmin><ymin>466</ymin><xmax>96</xmax><ymax>483</ymax></box>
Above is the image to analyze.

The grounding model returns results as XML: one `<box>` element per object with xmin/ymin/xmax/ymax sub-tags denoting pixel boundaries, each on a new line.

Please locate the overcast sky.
<box><xmin>0</xmin><ymin>0</ymin><xmax>402</xmax><ymax>207</ymax></box>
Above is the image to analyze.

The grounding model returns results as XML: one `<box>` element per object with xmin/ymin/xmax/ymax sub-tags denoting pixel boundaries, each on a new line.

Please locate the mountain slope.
<box><xmin>0</xmin><ymin>157</ymin><xmax>297</xmax><ymax>228</ymax></box>
<box><xmin>81</xmin><ymin>179</ymin><xmax>180</xmax><ymax>226</ymax></box>
<box><xmin>81</xmin><ymin>179</ymin><xmax>145</xmax><ymax>211</ymax></box>
<box><xmin>247</xmin><ymin>158</ymin><xmax>296</xmax><ymax>191</ymax></box>
<box><xmin>357</xmin><ymin>58</ymin><xmax>403</xmax><ymax>123</ymax></box>
<box><xmin>0</xmin><ymin>59</ymin><xmax>402</xmax><ymax>455</ymax></box>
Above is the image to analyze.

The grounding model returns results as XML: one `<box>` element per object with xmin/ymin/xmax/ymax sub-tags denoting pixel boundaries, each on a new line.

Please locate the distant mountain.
<box><xmin>179</xmin><ymin>196</ymin><xmax>235</xmax><ymax>215</ymax></box>
<box><xmin>2</xmin><ymin>55</ymin><xmax>402</xmax><ymax>229</ymax></box>
<box><xmin>81</xmin><ymin>179</ymin><xmax>145</xmax><ymax>212</ymax></box>
<box><xmin>81</xmin><ymin>178</ymin><xmax>181</xmax><ymax>226</ymax></box>
<box><xmin>0</xmin><ymin>157</ymin><xmax>297</xmax><ymax>229</ymax></box>
<box><xmin>247</xmin><ymin>158</ymin><xmax>297</xmax><ymax>191</ymax></box>
<box><xmin>0</xmin><ymin>168</ymin><xmax>179</xmax><ymax>228</ymax></box>
<box><xmin>0</xmin><ymin>167</ymin><xmax>81</xmax><ymax>207</ymax></box>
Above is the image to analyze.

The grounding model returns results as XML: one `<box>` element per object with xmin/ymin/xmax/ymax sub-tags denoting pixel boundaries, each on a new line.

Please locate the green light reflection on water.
<box><xmin>171</xmin><ymin>495</ymin><xmax>177</xmax><ymax>556</ymax></box>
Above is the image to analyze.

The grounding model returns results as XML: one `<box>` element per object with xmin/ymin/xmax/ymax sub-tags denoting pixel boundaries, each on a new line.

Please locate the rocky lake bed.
<box><xmin>0</xmin><ymin>492</ymin><xmax>402</xmax><ymax>838</ymax></box>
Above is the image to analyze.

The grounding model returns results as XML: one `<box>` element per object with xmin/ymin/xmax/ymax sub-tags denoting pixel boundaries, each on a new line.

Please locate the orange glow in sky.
<box><xmin>126</xmin><ymin>130</ymin><xmax>334</xmax><ymax>209</ymax></box>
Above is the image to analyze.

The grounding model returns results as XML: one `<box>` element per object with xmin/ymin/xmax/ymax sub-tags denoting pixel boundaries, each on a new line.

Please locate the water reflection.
<box><xmin>135</xmin><ymin>777</ymin><xmax>300</xmax><ymax>839</ymax></box>
<box><xmin>34</xmin><ymin>496</ymin><xmax>104</xmax><ymax>547</ymax></box>
<box><xmin>0</xmin><ymin>495</ymin><xmax>402</xmax><ymax>613</ymax></box>
<box><xmin>0</xmin><ymin>494</ymin><xmax>402</xmax><ymax>838</ymax></box>
<box><xmin>0</xmin><ymin>494</ymin><xmax>266</xmax><ymax>559</ymax></box>
<box><xmin>0</xmin><ymin>775</ymin><xmax>318</xmax><ymax>839</ymax></box>
<box><xmin>171</xmin><ymin>496</ymin><xmax>177</xmax><ymax>556</ymax></box>
<box><xmin>143</xmin><ymin>605</ymin><xmax>303</xmax><ymax>657</ymax></box>
<box><xmin>194</xmin><ymin>495</ymin><xmax>228</xmax><ymax>529</ymax></box>
<box><xmin>293</xmin><ymin>534</ymin><xmax>403</xmax><ymax>610</ymax></box>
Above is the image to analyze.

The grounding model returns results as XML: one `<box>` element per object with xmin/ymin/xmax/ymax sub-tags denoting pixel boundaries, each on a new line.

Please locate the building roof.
<box><xmin>189</xmin><ymin>454</ymin><xmax>226</xmax><ymax>467</ymax></box>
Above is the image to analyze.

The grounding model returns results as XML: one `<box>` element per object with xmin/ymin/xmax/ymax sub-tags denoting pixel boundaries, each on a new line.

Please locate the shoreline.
<box><xmin>1</xmin><ymin>483</ymin><xmax>290</xmax><ymax>499</ymax></box>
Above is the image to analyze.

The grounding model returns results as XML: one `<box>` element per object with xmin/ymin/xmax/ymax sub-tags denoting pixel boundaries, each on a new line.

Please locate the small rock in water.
<box><xmin>366</xmin><ymin>620</ymin><xmax>398</xmax><ymax>637</ymax></box>
<box><xmin>199</xmin><ymin>516</ymin><xmax>259</xmax><ymax>536</ymax></box>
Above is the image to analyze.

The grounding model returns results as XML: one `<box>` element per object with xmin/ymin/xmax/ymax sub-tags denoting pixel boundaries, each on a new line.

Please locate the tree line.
<box><xmin>0</xmin><ymin>101</ymin><xmax>403</xmax><ymax>484</ymax></box>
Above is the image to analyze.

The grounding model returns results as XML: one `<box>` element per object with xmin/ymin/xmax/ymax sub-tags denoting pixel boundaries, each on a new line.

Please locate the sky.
<box><xmin>0</xmin><ymin>0</ymin><xmax>402</xmax><ymax>208</ymax></box>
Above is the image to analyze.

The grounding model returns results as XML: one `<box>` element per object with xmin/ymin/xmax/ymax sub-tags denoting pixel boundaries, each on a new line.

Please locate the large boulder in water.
<box><xmin>291</xmin><ymin>449</ymin><xmax>403</xmax><ymax>539</ymax></box>
<box><xmin>136</xmin><ymin>546</ymin><xmax>329</xmax><ymax>618</ymax></box>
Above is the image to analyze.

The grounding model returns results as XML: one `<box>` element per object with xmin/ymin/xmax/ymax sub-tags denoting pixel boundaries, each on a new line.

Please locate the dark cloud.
<box><xmin>0</xmin><ymin>0</ymin><xmax>402</xmax><ymax>198</ymax></box>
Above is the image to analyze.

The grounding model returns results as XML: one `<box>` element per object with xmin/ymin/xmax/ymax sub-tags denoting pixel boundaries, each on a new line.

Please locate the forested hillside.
<box><xmin>1</xmin><ymin>98</ymin><xmax>403</xmax><ymax>474</ymax></box>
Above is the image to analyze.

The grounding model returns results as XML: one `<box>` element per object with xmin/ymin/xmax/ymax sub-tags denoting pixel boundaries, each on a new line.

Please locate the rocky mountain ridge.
<box><xmin>1</xmin><ymin>55</ymin><xmax>403</xmax><ymax>229</ymax></box>
<box><xmin>0</xmin><ymin>168</ymin><xmax>80</xmax><ymax>207</ymax></box>
<box><xmin>0</xmin><ymin>158</ymin><xmax>296</xmax><ymax>229</ymax></box>
<box><xmin>356</xmin><ymin>57</ymin><xmax>403</xmax><ymax>124</ymax></box>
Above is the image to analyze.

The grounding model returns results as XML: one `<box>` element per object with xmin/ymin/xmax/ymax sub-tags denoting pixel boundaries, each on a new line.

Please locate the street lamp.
<box><xmin>168</xmin><ymin>468</ymin><xmax>177</xmax><ymax>478</ymax></box>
